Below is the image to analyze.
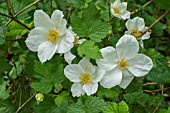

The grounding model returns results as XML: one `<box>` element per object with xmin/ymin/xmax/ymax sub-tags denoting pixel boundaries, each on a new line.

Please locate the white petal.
<box><xmin>116</xmin><ymin>35</ymin><xmax>139</xmax><ymax>59</ymax></box>
<box><xmin>96</xmin><ymin>59</ymin><xmax>117</xmax><ymax>71</ymax></box>
<box><xmin>100</xmin><ymin>67</ymin><xmax>122</xmax><ymax>88</ymax></box>
<box><xmin>83</xmin><ymin>83</ymin><xmax>98</xmax><ymax>96</ymax></box>
<box><xmin>57</xmin><ymin>29</ymin><xmax>74</xmax><ymax>53</ymax></box>
<box><xmin>126</xmin><ymin>17</ymin><xmax>145</xmax><ymax>32</ymax></box>
<box><xmin>79</xmin><ymin>57</ymin><xmax>96</xmax><ymax>75</ymax></box>
<box><xmin>119</xmin><ymin>70</ymin><xmax>134</xmax><ymax>89</ymax></box>
<box><xmin>121</xmin><ymin>11</ymin><xmax>130</xmax><ymax>20</ymax></box>
<box><xmin>116</xmin><ymin>2</ymin><xmax>127</xmax><ymax>13</ymax></box>
<box><xmin>128</xmin><ymin>54</ymin><xmax>153</xmax><ymax>77</ymax></box>
<box><xmin>100</xmin><ymin>46</ymin><xmax>116</xmax><ymax>59</ymax></box>
<box><xmin>38</xmin><ymin>41</ymin><xmax>57</xmax><ymax>63</ymax></box>
<box><xmin>141</xmin><ymin>32</ymin><xmax>151</xmax><ymax>40</ymax></box>
<box><xmin>51</xmin><ymin>10</ymin><xmax>67</xmax><ymax>36</ymax></box>
<box><xmin>92</xmin><ymin>67</ymin><xmax>105</xmax><ymax>83</ymax></box>
<box><xmin>71</xmin><ymin>83</ymin><xmax>85</xmax><ymax>97</ymax></box>
<box><xmin>64</xmin><ymin>51</ymin><xmax>76</xmax><ymax>64</ymax></box>
<box><xmin>25</xmin><ymin>27</ymin><xmax>47</xmax><ymax>51</ymax></box>
<box><xmin>64</xmin><ymin>64</ymin><xmax>83</xmax><ymax>82</ymax></box>
<box><xmin>34</xmin><ymin>10</ymin><xmax>53</xmax><ymax>29</ymax></box>
<box><xmin>77</xmin><ymin>39</ymin><xmax>86</xmax><ymax>44</ymax></box>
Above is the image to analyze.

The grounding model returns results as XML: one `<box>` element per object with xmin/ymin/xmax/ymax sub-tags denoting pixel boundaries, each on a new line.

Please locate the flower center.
<box><xmin>48</xmin><ymin>28</ymin><xmax>60</xmax><ymax>43</ymax></box>
<box><xmin>74</xmin><ymin>36</ymin><xmax>79</xmax><ymax>45</ymax></box>
<box><xmin>117</xmin><ymin>58</ymin><xmax>128</xmax><ymax>70</ymax></box>
<box><xmin>131</xmin><ymin>29</ymin><xmax>142</xmax><ymax>40</ymax></box>
<box><xmin>113</xmin><ymin>7</ymin><xmax>120</xmax><ymax>14</ymax></box>
<box><xmin>80</xmin><ymin>73</ymin><xmax>92</xmax><ymax>85</ymax></box>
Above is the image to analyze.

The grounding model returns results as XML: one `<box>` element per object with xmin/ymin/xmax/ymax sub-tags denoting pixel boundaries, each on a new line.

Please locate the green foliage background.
<box><xmin>0</xmin><ymin>0</ymin><xmax>170</xmax><ymax>113</ymax></box>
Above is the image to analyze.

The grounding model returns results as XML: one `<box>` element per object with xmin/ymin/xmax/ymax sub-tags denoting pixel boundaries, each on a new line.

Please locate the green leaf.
<box><xmin>103</xmin><ymin>101</ymin><xmax>129</xmax><ymax>113</ymax></box>
<box><xmin>0</xmin><ymin>57</ymin><xmax>11</xmax><ymax>73</ymax></box>
<box><xmin>34</xmin><ymin>96</ymin><xmax>68</xmax><ymax>113</ymax></box>
<box><xmin>0</xmin><ymin>25</ymin><xmax>8</xmax><ymax>45</ymax></box>
<box><xmin>123</xmin><ymin>90</ymin><xmax>149</xmax><ymax>106</ymax></box>
<box><xmin>158</xmin><ymin>107</ymin><xmax>170</xmax><ymax>113</ymax></box>
<box><xmin>0</xmin><ymin>81</ymin><xmax>10</xmax><ymax>100</ymax></box>
<box><xmin>9</xmin><ymin>61</ymin><xmax>23</xmax><ymax>79</ymax></box>
<box><xmin>153</xmin><ymin>0</ymin><xmax>170</xmax><ymax>9</ymax></box>
<box><xmin>0</xmin><ymin>100</ymin><xmax>16</xmax><ymax>113</ymax></box>
<box><xmin>5</xmin><ymin>21</ymin><xmax>31</xmax><ymax>37</ymax></box>
<box><xmin>71</xmin><ymin>4</ymin><xmax>111</xmax><ymax>42</ymax></box>
<box><xmin>77</xmin><ymin>40</ymin><xmax>102</xmax><ymax>59</ymax></box>
<box><xmin>148</xmin><ymin>94</ymin><xmax>164</xmax><ymax>107</ymax></box>
<box><xmin>31</xmin><ymin>59</ymin><xmax>64</xmax><ymax>94</ymax></box>
<box><xmin>68</xmin><ymin>96</ymin><xmax>107</xmax><ymax>113</ymax></box>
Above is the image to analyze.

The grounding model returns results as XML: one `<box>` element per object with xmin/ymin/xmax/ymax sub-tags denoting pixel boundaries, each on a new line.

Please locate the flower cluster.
<box><xmin>25</xmin><ymin>0</ymin><xmax>153</xmax><ymax>97</ymax></box>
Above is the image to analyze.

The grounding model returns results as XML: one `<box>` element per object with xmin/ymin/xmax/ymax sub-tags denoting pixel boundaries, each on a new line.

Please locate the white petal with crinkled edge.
<box><xmin>100</xmin><ymin>67</ymin><xmax>122</xmax><ymax>88</ymax></box>
<box><xmin>96</xmin><ymin>59</ymin><xmax>117</xmax><ymax>71</ymax></box>
<box><xmin>71</xmin><ymin>83</ymin><xmax>85</xmax><ymax>97</ymax></box>
<box><xmin>128</xmin><ymin>54</ymin><xmax>153</xmax><ymax>77</ymax></box>
<box><xmin>92</xmin><ymin>67</ymin><xmax>105</xmax><ymax>83</ymax></box>
<box><xmin>121</xmin><ymin>10</ymin><xmax>130</xmax><ymax>20</ymax></box>
<box><xmin>57</xmin><ymin>29</ymin><xmax>74</xmax><ymax>53</ymax></box>
<box><xmin>83</xmin><ymin>83</ymin><xmax>98</xmax><ymax>96</ymax></box>
<box><xmin>64</xmin><ymin>64</ymin><xmax>83</xmax><ymax>82</ymax></box>
<box><xmin>100</xmin><ymin>46</ymin><xmax>116</xmax><ymax>59</ymax></box>
<box><xmin>141</xmin><ymin>32</ymin><xmax>151</xmax><ymax>40</ymax></box>
<box><xmin>79</xmin><ymin>57</ymin><xmax>96</xmax><ymax>75</ymax></box>
<box><xmin>25</xmin><ymin>27</ymin><xmax>48</xmax><ymax>52</ymax></box>
<box><xmin>64</xmin><ymin>51</ymin><xmax>76</xmax><ymax>64</ymax></box>
<box><xmin>77</xmin><ymin>39</ymin><xmax>86</xmax><ymax>44</ymax></box>
<box><xmin>116</xmin><ymin>35</ymin><xmax>139</xmax><ymax>59</ymax></box>
<box><xmin>119</xmin><ymin>70</ymin><xmax>134</xmax><ymax>89</ymax></box>
<box><xmin>38</xmin><ymin>41</ymin><xmax>58</xmax><ymax>63</ymax></box>
<box><xmin>34</xmin><ymin>10</ymin><xmax>53</xmax><ymax>29</ymax></box>
<box><xmin>51</xmin><ymin>10</ymin><xmax>67</xmax><ymax>36</ymax></box>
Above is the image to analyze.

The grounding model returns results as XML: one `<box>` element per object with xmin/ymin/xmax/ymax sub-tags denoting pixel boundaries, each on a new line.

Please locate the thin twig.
<box><xmin>0</xmin><ymin>12</ymin><xmax>31</xmax><ymax>30</ymax></box>
<box><xmin>5</xmin><ymin>0</ymin><xmax>12</xmax><ymax>15</ymax></box>
<box><xmin>50</xmin><ymin>0</ymin><xmax>53</xmax><ymax>14</ymax></box>
<box><xmin>15</xmin><ymin>93</ymin><xmax>36</xmax><ymax>113</ymax></box>
<box><xmin>144</xmin><ymin>87</ymin><xmax>170</xmax><ymax>93</ymax></box>
<box><xmin>6</xmin><ymin>0</ymin><xmax>42</xmax><ymax>25</ymax></box>
<box><xmin>131</xmin><ymin>0</ymin><xmax>153</xmax><ymax>14</ymax></box>
<box><xmin>142</xmin><ymin>9</ymin><xmax>170</xmax><ymax>34</ymax></box>
<box><xmin>142</xmin><ymin>82</ymin><xmax>157</xmax><ymax>86</ymax></box>
<box><xmin>67</xmin><ymin>6</ymin><xmax>73</xmax><ymax>21</ymax></box>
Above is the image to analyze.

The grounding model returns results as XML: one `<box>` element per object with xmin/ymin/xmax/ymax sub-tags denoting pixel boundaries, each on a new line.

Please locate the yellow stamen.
<box><xmin>74</xmin><ymin>36</ymin><xmax>79</xmax><ymax>45</ymax></box>
<box><xmin>48</xmin><ymin>28</ymin><xmax>60</xmax><ymax>43</ymax></box>
<box><xmin>131</xmin><ymin>29</ymin><xmax>142</xmax><ymax>40</ymax></box>
<box><xmin>80</xmin><ymin>73</ymin><xmax>92</xmax><ymax>85</ymax></box>
<box><xmin>113</xmin><ymin>7</ymin><xmax>120</xmax><ymax>14</ymax></box>
<box><xmin>118</xmin><ymin>58</ymin><xmax>129</xmax><ymax>70</ymax></box>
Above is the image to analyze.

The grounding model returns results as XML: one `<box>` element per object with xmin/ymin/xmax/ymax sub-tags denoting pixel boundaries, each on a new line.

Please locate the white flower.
<box><xmin>110</xmin><ymin>0</ymin><xmax>130</xmax><ymax>20</ymax></box>
<box><xmin>25</xmin><ymin>10</ymin><xmax>74</xmax><ymax>63</ymax></box>
<box><xmin>64</xmin><ymin>27</ymin><xmax>86</xmax><ymax>64</ymax></box>
<box><xmin>125</xmin><ymin>16</ymin><xmax>151</xmax><ymax>41</ymax></box>
<box><xmin>64</xmin><ymin>57</ymin><xmax>105</xmax><ymax>97</ymax></box>
<box><xmin>96</xmin><ymin>35</ymin><xmax>153</xmax><ymax>89</ymax></box>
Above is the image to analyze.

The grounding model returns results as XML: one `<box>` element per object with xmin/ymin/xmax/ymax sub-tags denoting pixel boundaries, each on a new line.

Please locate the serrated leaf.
<box><xmin>77</xmin><ymin>40</ymin><xmax>102</xmax><ymax>59</ymax></box>
<box><xmin>0</xmin><ymin>81</ymin><xmax>10</xmax><ymax>100</ymax></box>
<box><xmin>71</xmin><ymin>4</ymin><xmax>111</xmax><ymax>42</ymax></box>
<box><xmin>31</xmin><ymin>58</ymin><xmax>64</xmax><ymax>94</ymax></box>
<box><xmin>103</xmin><ymin>101</ymin><xmax>129</xmax><ymax>113</ymax></box>
<box><xmin>123</xmin><ymin>90</ymin><xmax>149</xmax><ymax>106</ymax></box>
<box><xmin>0</xmin><ymin>100</ymin><xmax>16</xmax><ymax>113</ymax></box>
<box><xmin>5</xmin><ymin>21</ymin><xmax>31</xmax><ymax>37</ymax></box>
<box><xmin>0</xmin><ymin>57</ymin><xmax>11</xmax><ymax>73</ymax></box>
<box><xmin>34</xmin><ymin>96</ymin><xmax>68</xmax><ymax>113</ymax></box>
<box><xmin>153</xmin><ymin>0</ymin><xmax>170</xmax><ymax>9</ymax></box>
<box><xmin>68</xmin><ymin>96</ymin><xmax>107</xmax><ymax>113</ymax></box>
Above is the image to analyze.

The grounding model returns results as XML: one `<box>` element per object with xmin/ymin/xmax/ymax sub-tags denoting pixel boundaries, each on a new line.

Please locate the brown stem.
<box><xmin>6</xmin><ymin>0</ymin><xmax>42</xmax><ymax>25</ymax></box>
<box><xmin>131</xmin><ymin>0</ymin><xmax>153</xmax><ymax>14</ymax></box>
<box><xmin>50</xmin><ymin>0</ymin><xmax>53</xmax><ymax>14</ymax></box>
<box><xmin>5</xmin><ymin>0</ymin><xmax>12</xmax><ymax>15</ymax></box>
<box><xmin>142</xmin><ymin>82</ymin><xmax>157</xmax><ymax>86</ymax></box>
<box><xmin>15</xmin><ymin>93</ymin><xmax>36</xmax><ymax>113</ymax></box>
<box><xmin>0</xmin><ymin>12</ymin><xmax>31</xmax><ymax>30</ymax></box>
<box><xmin>142</xmin><ymin>9</ymin><xmax>170</xmax><ymax>34</ymax></box>
<box><xmin>67</xmin><ymin>6</ymin><xmax>73</xmax><ymax>21</ymax></box>
<box><xmin>144</xmin><ymin>87</ymin><xmax>170</xmax><ymax>93</ymax></box>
